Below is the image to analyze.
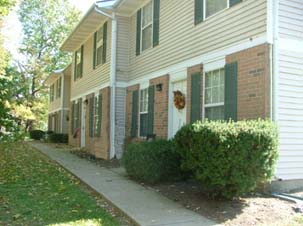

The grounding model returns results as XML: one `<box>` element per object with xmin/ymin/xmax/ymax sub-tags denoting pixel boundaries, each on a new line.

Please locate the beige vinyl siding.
<box><xmin>277</xmin><ymin>50</ymin><xmax>303</xmax><ymax>180</ymax></box>
<box><xmin>279</xmin><ymin>0</ymin><xmax>303</xmax><ymax>41</ymax></box>
<box><xmin>117</xmin><ymin>16</ymin><xmax>130</xmax><ymax>82</ymax></box>
<box><xmin>48</xmin><ymin>77</ymin><xmax>62</xmax><ymax>112</ymax></box>
<box><xmin>127</xmin><ymin>0</ymin><xmax>267</xmax><ymax>81</ymax></box>
<box><xmin>71</xmin><ymin>20</ymin><xmax>112</xmax><ymax>99</ymax></box>
<box><xmin>63</xmin><ymin>75</ymin><xmax>71</xmax><ymax>109</ymax></box>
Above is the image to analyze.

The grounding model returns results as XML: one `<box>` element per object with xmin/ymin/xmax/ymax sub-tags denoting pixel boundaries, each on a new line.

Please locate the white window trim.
<box><xmin>203</xmin><ymin>68</ymin><xmax>225</xmax><ymax>120</ymax></box>
<box><xmin>140</xmin><ymin>0</ymin><xmax>154</xmax><ymax>53</ymax></box>
<box><xmin>93</xmin><ymin>94</ymin><xmax>99</xmax><ymax>136</ymax></box>
<box><xmin>96</xmin><ymin>26</ymin><xmax>104</xmax><ymax>66</ymax></box>
<box><xmin>203</xmin><ymin>0</ymin><xmax>230</xmax><ymax>21</ymax></box>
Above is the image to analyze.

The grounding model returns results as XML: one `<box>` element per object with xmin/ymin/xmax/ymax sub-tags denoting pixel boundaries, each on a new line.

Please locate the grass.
<box><xmin>0</xmin><ymin>142</ymin><xmax>120</xmax><ymax>226</ymax></box>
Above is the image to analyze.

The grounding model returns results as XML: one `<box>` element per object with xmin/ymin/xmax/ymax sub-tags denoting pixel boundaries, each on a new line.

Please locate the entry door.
<box><xmin>80</xmin><ymin>99</ymin><xmax>86</xmax><ymax>148</ymax></box>
<box><xmin>172</xmin><ymin>80</ymin><xmax>187</xmax><ymax>136</ymax></box>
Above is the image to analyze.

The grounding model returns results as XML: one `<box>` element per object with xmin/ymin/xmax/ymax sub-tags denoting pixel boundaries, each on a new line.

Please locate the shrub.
<box><xmin>174</xmin><ymin>120</ymin><xmax>279</xmax><ymax>199</ymax></box>
<box><xmin>29</xmin><ymin>130</ymin><xmax>45</xmax><ymax>140</ymax></box>
<box><xmin>122</xmin><ymin>140</ymin><xmax>182</xmax><ymax>184</ymax></box>
<box><xmin>49</xmin><ymin>133</ymin><xmax>68</xmax><ymax>143</ymax></box>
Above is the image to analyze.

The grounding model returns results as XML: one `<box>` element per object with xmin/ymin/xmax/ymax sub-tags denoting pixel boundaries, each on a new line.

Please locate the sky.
<box><xmin>2</xmin><ymin>0</ymin><xmax>96</xmax><ymax>60</ymax></box>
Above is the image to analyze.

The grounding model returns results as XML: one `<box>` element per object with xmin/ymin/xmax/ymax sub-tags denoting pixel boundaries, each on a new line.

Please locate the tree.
<box><xmin>0</xmin><ymin>0</ymin><xmax>15</xmax><ymax>17</ymax></box>
<box><xmin>17</xmin><ymin>0</ymin><xmax>80</xmax><ymax>130</ymax></box>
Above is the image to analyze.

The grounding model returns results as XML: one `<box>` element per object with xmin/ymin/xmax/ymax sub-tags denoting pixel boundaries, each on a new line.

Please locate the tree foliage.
<box><xmin>16</xmin><ymin>0</ymin><xmax>80</xmax><ymax>130</ymax></box>
<box><xmin>0</xmin><ymin>0</ymin><xmax>15</xmax><ymax>17</ymax></box>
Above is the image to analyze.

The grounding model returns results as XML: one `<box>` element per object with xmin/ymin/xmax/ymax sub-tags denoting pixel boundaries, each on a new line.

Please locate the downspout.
<box><xmin>60</xmin><ymin>73</ymin><xmax>64</xmax><ymax>133</ymax></box>
<box><xmin>94</xmin><ymin>4</ymin><xmax>117</xmax><ymax>159</ymax></box>
<box><xmin>272</xmin><ymin>0</ymin><xmax>279</xmax><ymax>122</ymax></box>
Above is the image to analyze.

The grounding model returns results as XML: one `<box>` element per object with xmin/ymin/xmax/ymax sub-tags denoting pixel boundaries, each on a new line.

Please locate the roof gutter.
<box><xmin>94</xmin><ymin>3</ymin><xmax>117</xmax><ymax>159</ymax></box>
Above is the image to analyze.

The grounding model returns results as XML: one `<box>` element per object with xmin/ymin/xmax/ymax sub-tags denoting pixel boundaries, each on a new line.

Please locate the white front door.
<box><xmin>80</xmin><ymin>99</ymin><xmax>86</xmax><ymax>148</ymax></box>
<box><xmin>171</xmin><ymin>80</ymin><xmax>187</xmax><ymax>137</ymax></box>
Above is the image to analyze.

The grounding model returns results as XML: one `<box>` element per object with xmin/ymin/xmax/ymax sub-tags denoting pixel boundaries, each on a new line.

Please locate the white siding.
<box><xmin>127</xmin><ymin>0</ymin><xmax>267</xmax><ymax>81</ymax></box>
<box><xmin>277</xmin><ymin>50</ymin><xmax>303</xmax><ymax>180</ymax></box>
<box><xmin>70</xmin><ymin>20</ymin><xmax>112</xmax><ymax>99</ymax></box>
<box><xmin>279</xmin><ymin>0</ymin><xmax>303</xmax><ymax>41</ymax></box>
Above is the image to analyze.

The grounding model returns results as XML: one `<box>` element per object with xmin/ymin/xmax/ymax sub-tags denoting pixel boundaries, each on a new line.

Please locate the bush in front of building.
<box><xmin>174</xmin><ymin>120</ymin><xmax>279</xmax><ymax>199</ymax></box>
<box><xmin>29</xmin><ymin>130</ymin><xmax>45</xmax><ymax>140</ymax></box>
<box><xmin>122</xmin><ymin>139</ymin><xmax>183</xmax><ymax>184</ymax></box>
<box><xmin>48</xmin><ymin>133</ymin><xmax>68</xmax><ymax>144</ymax></box>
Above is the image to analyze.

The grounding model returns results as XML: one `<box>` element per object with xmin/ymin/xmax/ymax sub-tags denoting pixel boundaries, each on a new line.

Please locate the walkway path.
<box><xmin>31</xmin><ymin>142</ymin><xmax>218</xmax><ymax>226</ymax></box>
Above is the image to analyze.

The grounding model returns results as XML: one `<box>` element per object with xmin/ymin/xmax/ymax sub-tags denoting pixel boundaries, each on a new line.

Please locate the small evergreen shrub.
<box><xmin>122</xmin><ymin>140</ymin><xmax>182</xmax><ymax>184</ymax></box>
<box><xmin>49</xmin><ymin>133</ymin><xmax>68</xmax><ymax>143</ymax></box>
<box><xmin>174</xmin><ymin>120</ymin><xmax>279</xmax><ymax>199</ymax></box>
<box><xmin>29</xmin><ymin>130</ymin><xmax>45</xmax><ymax>140</ymax></box>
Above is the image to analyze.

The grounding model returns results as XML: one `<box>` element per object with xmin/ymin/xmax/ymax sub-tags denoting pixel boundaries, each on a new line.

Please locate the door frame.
<box><xmin>168</xmin><ymin>69</ymin><xmax>188</xmax><ymax>139</ymax></box>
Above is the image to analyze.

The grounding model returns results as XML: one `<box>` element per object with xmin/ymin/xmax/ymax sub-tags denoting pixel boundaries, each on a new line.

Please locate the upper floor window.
<box><xmin>195</xmin><ymin>0</ymin><xmax>242</xmax><ymax>25</ymax></box>
<box><xmin>136</xmin><ymin>0</ymin><xmax>160</xmax><ymax>56</ymax></box>
<box><xmin>142</xmin><ymin>2</ymin><xmax>153</xmax><ymax>51</ymax></box>
<box><xmin>74</xmin><ymin>46</ymin><xmax>83</xmax><ymax>81</ymax></box>
<box><xmin>93</xmin><ymin>22</ymin><xmax>107</xmax><ymax>69</ymax></box>
<box><xmin>56</xmin><ymin>77</ymin><xmax>62</xmax><ymax>99</ymax></box>
<box><xmin>204</xmin><ymin>68</ymin><xmax>225</xmax><ymax>120</ymax></box>
<box><xmin>50</xmin><ymin>84</ymin><xmax>54</xmax><ymax>102</ymax></box>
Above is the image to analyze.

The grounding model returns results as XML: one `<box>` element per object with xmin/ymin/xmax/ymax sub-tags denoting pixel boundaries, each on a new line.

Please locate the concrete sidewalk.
<box><xmin>31</xmin><ymin>142</ymin><xmax>218</xmax><ymax>226</ymax></box>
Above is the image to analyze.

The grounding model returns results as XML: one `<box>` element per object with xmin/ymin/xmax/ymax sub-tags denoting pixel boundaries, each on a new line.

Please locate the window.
<box><xmin>204</xmin><ymin>68</ymin><xmax>225</xmax><ymax>120</ymax></box>
<box><xmin>205</xmin><ymin>0</ymin><xmax>228</xmax><ymax>18</ymax></box>
<box><xmin>96</xmin><ymin>28</ymin><xmax>103</xmax><ymax>66</ymax></box>
<box><xmin>74</xmin><ymin>46</ymin><xmax>83</xmax><ymax>80</ymax></box>
<box><xmin>94</xmin><ymin>95</ymin><xmax>100</xmax><ymax>136</ymax></box>
<box><xmin>141</xmin><ymin>1</ymin><xmax>153</xmax><ymax>51</ymax></box>
<box><xmin>56</xmin><ymin>77</ymin><xmax>61</xmax><ymax>99</ymax></box>
<box><xmin>50</xmin><ymin>84</ymin><xmax>54</xmax><ymax>102</ymax></box>
<box><xmin>139</xmin><ymin>88</ymin><xmax>149</xmax><ymax>137</ymax></box>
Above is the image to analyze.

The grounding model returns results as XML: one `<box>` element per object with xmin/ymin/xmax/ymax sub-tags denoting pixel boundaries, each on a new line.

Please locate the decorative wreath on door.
<box><xmin>173</xmin><ymin>90</ymin><xmax>186</xmax><ymax>110</ymax></box>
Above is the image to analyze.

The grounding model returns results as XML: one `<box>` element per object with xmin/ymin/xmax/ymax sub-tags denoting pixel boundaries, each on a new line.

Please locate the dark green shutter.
<box><xmin>194</xmin><ymin>0</ymin><xmax>204</xmax><ymax>25</ymax></box>
<box><xmin>191</xmin><ymin>72</ymin><xmax>201</xmax><ymax>123</ymax></box>
<box><xmin>102</xmin><ymin>22</ymin><xmax>107</xmax><ymax>64</ymax></box>
<box><xmin>89</xmin><ymin>97</ymin><xmax>94</xmax><ymax>137</ymax></box>
<box><xmin>147</xmin><ymin>86</ymin><xmax>155</xmax><ymax>135</ymax></box>
<box><xmin>97</xmin><ymin>94</ymin><xmax>102</xmax><ymax>137</ymax></box>
<box><xmin>136</xmin><ymin>9</ymin><xmax>142</xmax><ymax>56</ymax></box>
<box><xmin>71</xmin><ymin>102</ymin><xmax>75</xmax><ymax>133</ymax></box>
<box><xmin>74</xmin><ymin>53</ymin><xmax>77</xmax><ymax>81</ymax></box>
<box><xmin>224</xmin><ymin>62</ymin><xmax>238</xmax><ymax>121</ymax></box>
<box><xmin>80</xmin><ymin>45</ymin><xmax>84</xmax><ymax>78</ymax></box>
<box><xmin>230</xmin><ymin>0</ymin><xmax>242</xmax><ymax>7</ymax></box>
<box><xmin>131</xmin><ymin>90</ymin><xmax>139</xmax><ymax>137</ymax></box>
<box><xmin>93</xmin><ymin>32</ymin><xmax>97</xmax><ymax>69</ymax></box>
<box><xmin>153</xmin><ymin>0</ymin><xmax>160</xmax><ymax>47</ymax></box>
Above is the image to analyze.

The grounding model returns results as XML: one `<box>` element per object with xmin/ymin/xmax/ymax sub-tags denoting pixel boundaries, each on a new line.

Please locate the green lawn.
<box><xmin>0</xmin><ymin>142</ymin><xmax>120</xmax><ymax>226</ymax></box>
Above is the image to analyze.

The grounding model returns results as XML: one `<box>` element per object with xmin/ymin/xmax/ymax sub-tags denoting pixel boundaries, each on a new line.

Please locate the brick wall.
<box><xmin>187</xmin><ymin>64</ymin><xmax>203</xmax><ymax>123</ymax></box>
<box><xmin>150</xmin><ymin>75</ymin><xmax>169</xmax><ymax>139</ymax></box>
<box><xmin>226</xmin><ymin>44</ymin><xmax>271</xmax><ymax>120</ymax></box>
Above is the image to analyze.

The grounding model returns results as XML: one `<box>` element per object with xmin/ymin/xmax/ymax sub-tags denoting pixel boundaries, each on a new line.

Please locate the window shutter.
<box><xmin>230</xmin><ymin>0</ymin><xmax>242</xmax><ymax>7</ymax></box>
<box><xmin>80</xmin><ymin>45</ymin><xmax>84</xmax><ymax>78</ymax></box>
<box><xmin>89</xmin><ymin>97</ymin><xmax>94</xmax><ymax>137</ymax></box>
<box><xmin>74</xmin><ymin>53</ymin><xmax>77</xmax><ymax>81</ymax></box>
<box><xmin>153</xmin><ymin>0</ymin><xmax>160</xmax><ymax>47</ymax></box>
<box><xmin>191</xmin><ymin>72</ymin><xmax>202</xmax><ymax>123</ymax></box>
<box><xmin>102</xmin><ymin>22</ymin><xmax>107</xmax><ymax>64</ymax></box>
<box><xmin>93</xmin><ymin>32</ymin><xmax>97</xmax><ymax>69</ymax></box>
<box><xmin>97</xmin><ymin>94</ymin><xmax>102</xmax><ymax>137</ymax></box>
<box><xmin>131</xmin><ymin>90</ymin><xmax>139</xmax><ymax>137</ymax></box>
<box><xmin>224</xmin><ymin>62</ymin><xmax>238</xmax><ymax>121</ymax></box>
<box><xmin>71</xmin><ymin>102</ymin><xmax>75</xmax><ymax>133</ymax></box>
<box><xmin>136</xmin><ymin>9</ymin><xmax>142</xmax><ymax>56</ymax></box>
<box><xmin>147</xmin><ymin>85</ymin><xmax>155</xmax><ymax>135</ymax></box>
<box><xmin>195</xmin><ymin>0</ymin><xmax>204</xmax><ymax>25</ymax></box>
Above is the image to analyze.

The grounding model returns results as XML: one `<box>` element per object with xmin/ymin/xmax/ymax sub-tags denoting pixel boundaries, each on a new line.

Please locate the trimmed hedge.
<box><xmin>29</xmin><ymin>130</ymin><xmax>45</xmax><ymax>140</ymax></box>
<box><xmin>48</xmin><ymin>133</ymin><xmax>68</xmax><ymax>144</ymax></box>
<box><xmin>174</xmin><ymin>120</ymin><xmax>279</xmax><ymax>199</ymax></box>
<box><xmin>122</xmin><ymin>140</ymin><xmax>182</xmax><ymax>184</ymax></box>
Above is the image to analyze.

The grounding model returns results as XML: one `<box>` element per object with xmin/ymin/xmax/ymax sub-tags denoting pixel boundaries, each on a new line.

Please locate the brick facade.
<box><xmin>187</xmin><ymin>64</ymin><xmax>204</xmax><ymax>123</ymax></box>
<box><xmin>226</xmin><ymin>44</ymin><xmax>271</xmax><ymax>120</ymax></box>
<box><xmin>150</xmin><ymin>75</ymin><xmax>169</xmax><ymax>139</ymax></box>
